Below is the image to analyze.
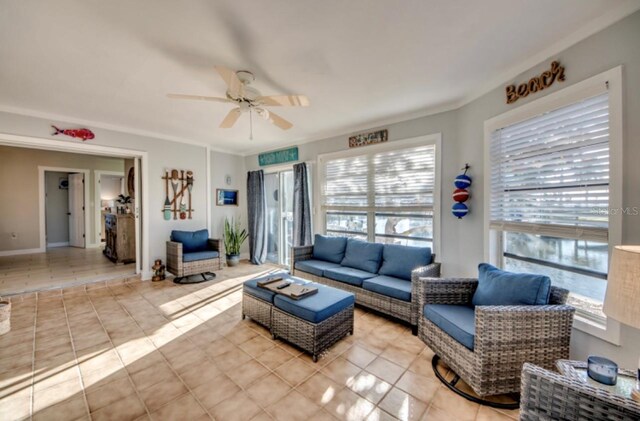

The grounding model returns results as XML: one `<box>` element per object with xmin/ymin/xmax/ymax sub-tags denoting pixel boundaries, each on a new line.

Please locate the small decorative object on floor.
<box><xmin>152</xmin><ymin>259</ymin><xmax>166</xmax><ymax>282</ymax></box>
<box><xmin>224</xmin><ymin>217</ymin><xmax>248</xmax><ymax>267</ymax></box>
<box><xmin>588</xmin><ymin>356</ymin><xmax>618</xmax><ymax>385</ymax></box>
<box><xmin>452</xmin><ymin>164</ymin><xmax>471</xmax><ymax>219</ymax></box>
<box><xmin>51</xmin><ymin>125</ymin><xmax>95</xmax><ymax>141</ymax></box>
<box><xmin>0</xmin><ymin>300</ymin><xmax>10</xmax><ymax>335</ymax></box>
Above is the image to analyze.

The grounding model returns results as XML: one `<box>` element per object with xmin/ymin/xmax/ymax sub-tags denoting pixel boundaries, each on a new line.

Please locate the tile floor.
<box><xmin>0</xmin><ymin>247</ymin><xmax>136</xmax><ymax>295</ymax></box>
<box><xmin>0</xmin><ymin>262</ymin><xmax>520</xmax><ymax>421</ymax></box>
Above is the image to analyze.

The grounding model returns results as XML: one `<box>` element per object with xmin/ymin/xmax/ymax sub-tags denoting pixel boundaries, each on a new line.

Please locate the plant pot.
<box><xmin>226</xmin><ymin>254</ymin><xmax>240</xmax><ymax>267</ymax></box>
<box><xmin>0</xmin><ymin>301</ymin><xmax>11</xmax><ymax>335</ymax></box>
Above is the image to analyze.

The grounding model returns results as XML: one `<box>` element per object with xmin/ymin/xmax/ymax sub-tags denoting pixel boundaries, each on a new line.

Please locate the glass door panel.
<box><xmin>281</xmin><ymin>170</ymin><xmax>294</xmax><ymax>267</ymax></box>
<box><xmin>264</xmin><ymin>173</ymin><xmax>280</xmax><ymax>264</ymax></box>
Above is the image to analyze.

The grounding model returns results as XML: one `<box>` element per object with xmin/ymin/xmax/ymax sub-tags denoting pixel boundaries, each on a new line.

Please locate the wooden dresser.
<box><xmin>103</xmin><ymin>214</ymin><xmax>136</xmax><ymax>264</ymax></box>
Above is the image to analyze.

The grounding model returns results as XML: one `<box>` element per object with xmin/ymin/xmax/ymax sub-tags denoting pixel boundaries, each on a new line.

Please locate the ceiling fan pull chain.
<box><xmin>249</xmin><ymin>108</ymin><xmax>253</xmax><ymax>140</ymax></box>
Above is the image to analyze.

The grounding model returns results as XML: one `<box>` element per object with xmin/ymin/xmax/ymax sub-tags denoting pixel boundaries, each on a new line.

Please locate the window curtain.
<box><xmin>293</xmin><ymin>162</ymin><xmax>312</xmax><ymax>246</ymax></box>
<box><xmin>247</xmin><ymin>170</ymin><xmax>267</xmax><ymax>264</ymax></box>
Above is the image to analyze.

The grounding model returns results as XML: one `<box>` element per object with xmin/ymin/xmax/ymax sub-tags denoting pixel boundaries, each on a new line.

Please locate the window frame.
<box><xmin>316</xmin><ymin>133</ymin><xmax>442</xmax><ymax>255</ymax></box>
<box><xmin>483</xmin><ymin>67</ymin><xmax>623</xmax><ymax>344</ymax></box>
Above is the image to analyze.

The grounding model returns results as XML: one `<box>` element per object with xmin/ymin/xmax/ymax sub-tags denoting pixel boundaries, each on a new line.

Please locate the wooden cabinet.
<box><xmin>103</xmin><ymin>214</ymin><xmax>136</xmax><ymax>264</ymax></box>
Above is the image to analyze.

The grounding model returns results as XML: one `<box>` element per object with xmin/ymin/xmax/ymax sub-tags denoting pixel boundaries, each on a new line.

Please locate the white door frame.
<box><xmin>40</xmin><ymin>166</ymin><xmax>91</xmax><ymax>250</ymax></box>
<box><xmin>0</xmin><ymin>133</ymin><xmax>150</xmax><ymax>279</ymax></box>
<box><xmin>94</xmin><ymin>170</ymin><xmax>125</xmax><ymax>246</ymax></box>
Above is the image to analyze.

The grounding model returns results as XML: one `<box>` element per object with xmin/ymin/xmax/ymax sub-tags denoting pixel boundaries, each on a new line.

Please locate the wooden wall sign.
<box><xmin>349</xmin><ymin>129</ymin><xmax>388</xmax><ymax>148</ymax></box>
<box><xmin>506</xmin><ymin>61</ymin><xmax>566</xmax><ymax>104</ymax></box>
<box><xmin>259</xmin><ymin>146</ymin><xmax>299</xmax><ymax>166</ymax></box>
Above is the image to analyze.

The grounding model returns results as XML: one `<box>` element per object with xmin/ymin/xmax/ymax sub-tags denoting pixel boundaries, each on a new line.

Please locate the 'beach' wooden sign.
<box><xmin>506</xmin><ymin>61</ymin><xmax>565</xmax><ymax>104</ymax></box>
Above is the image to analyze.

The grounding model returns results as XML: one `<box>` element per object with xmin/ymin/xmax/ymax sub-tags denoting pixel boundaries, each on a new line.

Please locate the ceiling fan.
<box><xmin>167</xmin><ymin>66</ymin><xmax>309</xmax><ymax>139</ymax></box>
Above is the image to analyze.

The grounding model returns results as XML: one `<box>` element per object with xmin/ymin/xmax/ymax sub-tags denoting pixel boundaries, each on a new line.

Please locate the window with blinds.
<box><xmin>322</xmin><ymin>144</ymin><xmax>437</xmax><ymax>247</ymax></box>
<box><xmin>489</xmin><ymin>91</ymin><xmax>611</xmax><ymax>323</ymax></box>
<box><xmin>490</xmin><ymin>92</ymin><xmax>610</xmax><ymax>242</ymax></box>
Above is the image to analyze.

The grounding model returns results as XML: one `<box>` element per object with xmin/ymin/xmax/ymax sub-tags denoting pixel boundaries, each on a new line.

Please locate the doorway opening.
<box><xmin>0</xmin><ymin>141</ymin><xmax>145</xmax><ymax>295</ymax></box>
<box><xmin>44</xmin><ymin>170</ymin><xmax>88</xmax><ymax>248</ymax></box>
<box><xmin>265</xmin><ymin>170</ymin><xmax>294</xmax><ymax>266</ymax></box>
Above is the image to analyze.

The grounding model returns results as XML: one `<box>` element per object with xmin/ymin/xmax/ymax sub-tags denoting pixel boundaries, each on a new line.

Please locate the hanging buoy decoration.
<box><xmin>452</xmin><ymin>164</ymin><xmax>471</xmax><ymax>219</ymax></box>
<box><xmin>452</xmin><ymin>202</ymin><xmax>469</xmax><ymax>218</ymax></box>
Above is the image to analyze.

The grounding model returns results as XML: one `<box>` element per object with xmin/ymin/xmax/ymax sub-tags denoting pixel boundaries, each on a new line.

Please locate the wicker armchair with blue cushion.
<box><xmin>416</xmin><ymin>263</ymin><xmax>575</xmax><ymax>408</ymax></box>
<box><xmin>166</xmin><ymin>229</ymin><xmax>223</xmax><ymax>283</ymax></box>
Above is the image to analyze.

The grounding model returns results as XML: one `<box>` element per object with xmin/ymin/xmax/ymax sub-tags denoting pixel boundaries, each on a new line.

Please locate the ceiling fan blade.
<box><xmin>266</xmin><ymin>110</ymin><xmax>293</xmax><ymax>130</ymax></box>
<box><xmin>214</xmin><ymin>66</ymin><xmax>243</xmax><ymax>98</ymax></box>
<box><xmin>258</xmin><ymin>95</ymin><xmax>310</xmax><ymax>107</ymax></box>
<box><xmin>220</xmin><ymin>108</ymin><xmax>242</xmax><ymax>128</ymax></box>
<box><xmin>167</xmin><ymin>93</ymin><xmax>231</xmax><ymax>103</ymax></box>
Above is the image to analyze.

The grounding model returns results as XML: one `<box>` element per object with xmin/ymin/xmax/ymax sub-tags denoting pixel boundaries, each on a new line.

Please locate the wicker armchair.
<box><xmin>292</xmin><ymin>245</ymin><xmax>441</xmax><ymax>330</ymax></box>
<box><xmin>415</xmin><ymin>277</ymin><xmax>575</xmax><ymax>397</ymax></box>
<box><xmin>520</xmin><ymin>363</ymin><xmax>640</xmax><ymax>420</ymax></box>
<box><xmin>167</xmin><ymin>237</ymin><xmax>223</xmax><ymax>282</ymax></box>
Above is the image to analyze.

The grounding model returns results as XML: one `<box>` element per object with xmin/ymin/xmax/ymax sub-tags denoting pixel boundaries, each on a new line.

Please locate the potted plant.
<box><xmin>116</xmin><ymin>194</ymin><xmax>132</xmax><ymax>214</ymax></box>
<box><xmin>224</xmin><ymin>217</ymin><xmax>248</xmax><ymax>267</ymax></box>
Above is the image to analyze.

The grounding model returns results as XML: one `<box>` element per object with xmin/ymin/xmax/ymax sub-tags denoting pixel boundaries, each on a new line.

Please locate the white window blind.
<box><xmin>490</xmin><ymin>92</ymin><xmax>610</xmax><ymax>242</ymax></box>
<box><xmin>322</xmin><ymin>144</ymin><xmax>436</xmax><ymax>212</ymax></box>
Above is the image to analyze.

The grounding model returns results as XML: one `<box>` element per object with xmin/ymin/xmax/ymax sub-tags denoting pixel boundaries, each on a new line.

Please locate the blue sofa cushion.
<box><xmin>294</xmin><ymin>259</ymin><xmax>342</xmax><ymax>277</ymax></box>
<box><xmin>182</xmin><ymin>251</ymin><xmax>219</xmax><ymax>262</ymax></box>
<box><xmin>472</xmin><ymin>263</ymin><xmax>551</xmax><ymax>307</ymax></box>
<box><xmin>312</xmin><ymin>235</ymin><xmax>348</xmax><ymax>264</ymax></box>
<box><xmin>378</xmin><ymin>244</ymin><xmax>432</xmax><ymax>281</ymax></box>
<box><xmin>362</xmin><ymin>276</ymin><xmax>412</xmax><ymax>302</ymax></box>
<box><xmin>340</xmin><ymin>239</ymin><xmax>384</xmax><ymax>273</ymax></box>
<box><xmin>424</xmin><ymin>304</ymin><xmax>476</xmax><ymax>350</ymax></box>
<box><xmin>171</xmin><ymin>229</ymin><xmax>209</xmax><ymax>253</ymax></box>
<box><xmin>274</xmin><ymin>283</ymin><xmax>355</xmax><ymax>323</ymax></box>
<box><xmin>323</xmin><ymin>267</ymin><xmax>376</xmax><ymax>287</ymax></box>
<box><xmin>243</xmin><ymin>273</ymin><xmax>309</xmax><ymax>303</ymax></box>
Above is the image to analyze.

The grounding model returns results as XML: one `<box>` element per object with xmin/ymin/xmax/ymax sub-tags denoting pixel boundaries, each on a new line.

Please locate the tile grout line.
<box><xmin>29</xmin><ymin>294</ymin><xmax>38</xmax><ymax>421</ymax></box>
<box><xmin>84</xmin><ymin>283</ymin><xmax>154</xmax><ymax>420</ymax></box>
<box><xmin>60</xmin><ymin>287</ymin><xmax>94</xmax><ymax>421</ymax></box>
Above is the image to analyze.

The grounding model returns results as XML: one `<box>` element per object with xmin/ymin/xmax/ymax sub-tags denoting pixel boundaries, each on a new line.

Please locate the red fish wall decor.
<box><xmin>51</xmin><ymin>125</ymin><xmax>95</xmax><ymax>141</ymax></box>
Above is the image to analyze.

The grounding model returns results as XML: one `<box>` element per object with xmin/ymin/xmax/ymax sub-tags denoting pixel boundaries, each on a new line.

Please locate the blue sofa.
<box><xmin>291</xmin><ymin>235</ymin><xmax>441</xmax><ymax>331</ymax></box>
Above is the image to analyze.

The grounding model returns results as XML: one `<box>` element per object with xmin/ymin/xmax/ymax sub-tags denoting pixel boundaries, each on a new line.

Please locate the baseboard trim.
<box><xmin>141</xmin><ymin>270</ymin><xmax>153</xmax><ymax>281</ymax></box>
<box><xmin>0</xmin><ymin>247</ymin><xmax>45</xmax><ymax>257</ymax></box>
<box><xmin>47</xmin><ymin>242</ymin><xmax>70</xmax><ymax>248</ymax></box>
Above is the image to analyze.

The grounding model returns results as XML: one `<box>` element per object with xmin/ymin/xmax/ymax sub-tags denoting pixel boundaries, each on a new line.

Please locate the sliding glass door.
<box><xmin>265</xmin><ymin>170</ymin><xmax>294</xmax><ymax>266</ymax></box>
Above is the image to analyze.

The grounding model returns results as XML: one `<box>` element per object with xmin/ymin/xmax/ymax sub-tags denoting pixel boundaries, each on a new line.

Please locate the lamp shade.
<box><xmin>603</xmin><ymin>246</ymin><xmax>640</xmax><ymax>329</ymax></box>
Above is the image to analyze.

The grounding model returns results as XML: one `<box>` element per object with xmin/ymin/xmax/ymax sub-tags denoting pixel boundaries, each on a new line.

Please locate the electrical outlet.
<box><xmin>11</xmin><ymin>232</ymin><xmax>18</xmax><ymax>240</ymax></box>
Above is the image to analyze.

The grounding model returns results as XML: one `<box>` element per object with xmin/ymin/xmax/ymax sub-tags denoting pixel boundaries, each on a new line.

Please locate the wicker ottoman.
<box><xmin>271</xmin><ymin>284</ymin><xmax>355</xmax><ymax>362</ymax></box>
<box><xmin>242</xmin><ymin>273</ymin><xmax>311</xmax><ymax>329</ymax></box>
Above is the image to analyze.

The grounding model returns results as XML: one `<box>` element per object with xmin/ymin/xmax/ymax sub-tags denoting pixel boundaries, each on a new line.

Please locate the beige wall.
<box><xmin>0</xmin><ymin>145</ymin><xmax>124</xmax><ymax>252</ymax></box>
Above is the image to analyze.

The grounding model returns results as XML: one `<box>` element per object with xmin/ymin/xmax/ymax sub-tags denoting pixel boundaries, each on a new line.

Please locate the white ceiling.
<box><xmin>0</xmin><ymin>0</ymin><xmax>637</xmax><ymax>154</ymax></box>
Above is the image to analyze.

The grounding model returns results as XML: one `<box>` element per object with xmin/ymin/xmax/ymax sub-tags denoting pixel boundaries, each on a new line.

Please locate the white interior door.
<box><xmin>134</xmin><ymin>158</ymin><xmax>141</xmax><ymax>272</ymax></box>
<box><xmin>68</xmin><ymin>173</ymin><xmax>85</xmax><ymax>248</ymax></box>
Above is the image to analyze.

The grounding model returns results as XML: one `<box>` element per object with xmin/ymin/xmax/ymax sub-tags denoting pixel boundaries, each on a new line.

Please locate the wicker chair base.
<box><xmin>242</xmin><ymin>292</ymin><xmax>273</xmax><ymax>329</ymax></box>
<box><xmin>173</xmin><ymin>272</ymin><xmax>216</xmax><ymax>284</ymax></box>
<box><xmin>432</xmin><ymin>355</ymin><xmax>520</xmax><ymax>410</ymax></box>
<box><xmin>271</xmin><ymin>304</ymin><xmax>354</xmax><ymax>362</ymax></box>
<box><xmin>293</xmin><ymin>269</ymin><xmax>414</xmax><ymax>326</ymax></box>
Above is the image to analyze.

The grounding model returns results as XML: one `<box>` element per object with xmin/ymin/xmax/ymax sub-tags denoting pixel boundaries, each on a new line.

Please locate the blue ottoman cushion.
<box><xmin>362</xmin><ymin>275</ymin><xmax>412</xmax><ymax>302</ymax></box>
<box><xmin>294</xmin><ymin>259</ymin><xmax>342</xmax><ymax>277</ymax></box>
<box><xmin>424</xmin><ymin>304</ymin><xmax>476</xmax><ymax>350</ymax></box>
<box><xmin>472</xmin><ymin>263</ymin><xmax>551</xmax><ymax>307</ymax></box>
<box><xmin>378</xmin><ymin>244</ymin><xmax>432</xmax><ymax>281</ymax></box>
<box><xmin>323</xmin><ymin>266</ymin><xmax>376</xmax><ymax>287</ymax></box>
<box><xmin>274</xmin><ymin>284</ymin><xmax>355</xmax><ymax>323</ymax></box>
<box><xmin>340</xmin><ymin>239</ymin><xmax>384</xmax><ymax>273</ymax></box>
<box><xmin>182</xmin><ymin>251</ymin><xmax>220</xmax><ymax>262</ymax></box>
<box><xmin>312</xmin><ymin>235</ymin><xmax>348</xmax><ymax>264</ymax></box>
<box><xmin>171</xmin><ymin>229</ymin><xmax>209</xmax><ymax>253</ymax></box>
<box><xmin>244</xmin><ymin>273</ymin><xmax>309</xmax><ymax>303</ymax></box>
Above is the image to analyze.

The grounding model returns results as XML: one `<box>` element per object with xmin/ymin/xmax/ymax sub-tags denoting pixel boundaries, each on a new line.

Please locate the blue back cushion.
<box><xmin>340</xmin><ymin>239</ymin><xmax>384</xmax><ymax>274</ymax></box>
<box><xmin>378</xmin><ymin>244</ymin><xmax>432</xmax><ymax>281</ymax></box>
<box><xmin>171</xmin><ymin>229</ymin><xmax>209</xmax><ymax>253</ymax></box>
<box><xmin>472</xmin><ymin>263</ymin><xmax>551</xmax><ymax>306</ymax></box>
<box><xmin>312</xmin><ymin>235</ymin><xmax>348</xmax><ymax>264</ymax></box>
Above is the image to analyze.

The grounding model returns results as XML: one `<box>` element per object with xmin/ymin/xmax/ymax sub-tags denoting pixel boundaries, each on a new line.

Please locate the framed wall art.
<box><xmin>216</xmin><ymin>189</ymin><xmax>239</xmax><ymax>206</ymax></box>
